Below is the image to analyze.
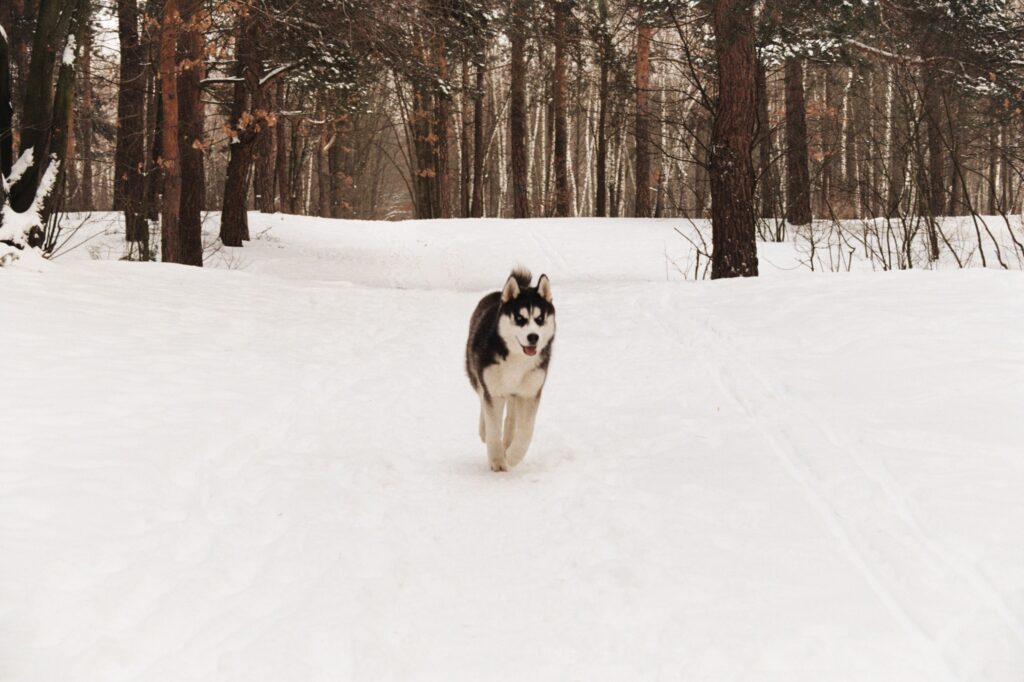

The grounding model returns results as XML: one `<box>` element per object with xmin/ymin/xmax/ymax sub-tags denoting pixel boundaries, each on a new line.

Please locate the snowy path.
<box><xmin>2</xmin><ymin>215</ymin><xmax>1023</xmax><ymax>680</ymax></box>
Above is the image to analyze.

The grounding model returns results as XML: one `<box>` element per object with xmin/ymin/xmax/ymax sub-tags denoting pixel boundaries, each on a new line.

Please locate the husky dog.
<box><xmin>466</xmin><ymin>268</ymin><xmax>555</xmax><ymax>471</ymax></box>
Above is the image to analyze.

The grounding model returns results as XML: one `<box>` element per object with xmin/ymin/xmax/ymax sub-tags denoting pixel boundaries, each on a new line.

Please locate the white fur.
<box><xmin>500</xmin><ymin>305</ymin><xmax>554</xmax><ymax>353</ymax></box>
<box><xmin>475</xmin><ymin>294</ymin><xmax>555</xmax><ymax>472</ymax></box>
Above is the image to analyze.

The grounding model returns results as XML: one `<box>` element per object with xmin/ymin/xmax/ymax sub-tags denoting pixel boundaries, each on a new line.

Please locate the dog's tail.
<box><xmin>510</xmin><ymin>265</ymin><xmax>532</xmax><ymax>288</ymax></box>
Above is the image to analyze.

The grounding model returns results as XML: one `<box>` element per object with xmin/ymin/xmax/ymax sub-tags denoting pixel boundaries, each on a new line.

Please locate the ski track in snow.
<box><xmin>2</xmin><ymin>213</ymin><xmax>1023</xmax><ymax>681</ymax></box>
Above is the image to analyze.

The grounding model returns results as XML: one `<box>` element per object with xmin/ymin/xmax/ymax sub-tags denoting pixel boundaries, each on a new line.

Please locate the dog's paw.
<box><xmin>489</xmin><ymin>458</ymin><xmax>508</xmax><ymax>472</ymax></box>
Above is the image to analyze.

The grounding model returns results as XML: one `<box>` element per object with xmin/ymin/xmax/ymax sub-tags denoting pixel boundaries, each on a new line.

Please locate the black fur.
<box><xmin>465</xmin><ymin>269</ymin><xmax>555</xmax><ymax>403</ymax></box>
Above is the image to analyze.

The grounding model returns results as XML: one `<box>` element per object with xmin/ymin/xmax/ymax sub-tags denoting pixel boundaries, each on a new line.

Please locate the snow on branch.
<box><xmin>2</xmin><ymin>149</ymin><xmax>34</xmax><ymax>192</ymax></box>
<box><xmin>62</xmin><ymin>34</ymin><xmax>77</xmax><ymax>66</ymax></box>
<box><xmin>201</xmin><ymin>63</ymin><xmax>299</xmax><ymax>88</ymax></box>
<box><xmin>1</xmin><ymin>154</ymin><xmax>60</xmax><ymax>251</ymax></box>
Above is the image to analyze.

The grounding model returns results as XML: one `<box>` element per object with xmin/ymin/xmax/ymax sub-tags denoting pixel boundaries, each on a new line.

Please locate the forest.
<box><xmin>5</xmin><ymin>3</ymin><xmax>1024</xmax><ymax>678</ymax></box>
<box><xmin>1</xmin><ymin>0</ymin><xmax>1023</xmax><ymax>276</ymax></box>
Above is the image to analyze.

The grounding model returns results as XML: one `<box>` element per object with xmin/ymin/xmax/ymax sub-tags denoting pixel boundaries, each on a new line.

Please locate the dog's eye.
<box><xmin>535</xmin><ymin>315</ymin><xmax>545</xmax><ymax>325</ymax></box>
<box><xmin>514</xmin><ymin>314</ymin><xmax>526</xmax><ymax>325</ymax></box>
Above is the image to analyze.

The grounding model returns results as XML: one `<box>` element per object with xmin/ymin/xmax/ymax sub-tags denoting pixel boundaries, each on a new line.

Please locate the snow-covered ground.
<box><xmin>2</xmin><ymin>213</ymin><xmax>1023</xmax><ymax>681</ymax></box>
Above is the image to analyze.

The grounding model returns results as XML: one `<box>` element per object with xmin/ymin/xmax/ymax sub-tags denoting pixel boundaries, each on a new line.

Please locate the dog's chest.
<box><xmin>482</xmin><ymin>354</ymin><xmax>546</xmax><ymax>398</ymax></box>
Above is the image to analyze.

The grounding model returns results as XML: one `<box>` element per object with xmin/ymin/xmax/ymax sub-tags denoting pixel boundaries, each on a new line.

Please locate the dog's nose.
<box><xmin>527</xmin><ymin>333</ymin><xmax>539</xmax><ymax>344</ymax></box>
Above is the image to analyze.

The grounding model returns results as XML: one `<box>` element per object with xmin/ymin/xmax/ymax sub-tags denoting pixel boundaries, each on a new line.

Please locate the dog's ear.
<box><xmin>501</xmin><ymin>274</ymin><xmax>521</xmax><ymax>303</ymax></box>
<box><xmin>537</xmin><ymin>274</ymin><xmax>553</xmax><ymax>303</ymax></box>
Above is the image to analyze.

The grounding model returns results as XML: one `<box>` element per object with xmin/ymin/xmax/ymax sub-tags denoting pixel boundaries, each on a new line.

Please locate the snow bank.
<box><xmin>1</xmin><ymin>214</ymin><xmax>1023</xmax><ymax>681</ymax></box>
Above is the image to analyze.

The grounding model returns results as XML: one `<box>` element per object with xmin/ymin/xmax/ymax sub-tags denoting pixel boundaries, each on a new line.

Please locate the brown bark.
<box><xmin>709</xmin><ymin>0</ymin><xmax>758</xmax><ymax>279</ymax></box>
<box><xmin>328</xmin><ymin>132</ymin><xmax>343</xmax><ymax>218</ymax></box>
<box><xmin>159</xmin><ymin>0</ymin><xmax>181</xmax><ymax>262</ymax></box>
<box><xmin>755</xmin><ymin>56</ymin><xmax>778</xmax><ymax>219</ymax></box>
<box><xmin>471</xmin><ymin>57</ymin><xmax>485</xmax><ymax>218</ymax></box>
<box><xmin>595</xmin><ymin>0</ymin><xmax>610</xmax><ymax>217</ymax></box>
<box><xmin>509</xmin><ymin>0</ymin><xmax>529</xmax><ymax>218</ymax></box>
<box><xmin>276</xmin><ymin>85</ymin><xmax>292</xmax><ymax>213</ymax></box>
<box><xmin>76</xmin><ymin>9</ymin><xmax>93</xmax><ymax>210</ymax></box>
<box><xmin>821</xmin><ymin>66</ymin><xmax>842</xmax><ymax>213</ymax></box>
<box><xmin>220</xmin><ymin>9</ymin><xmax>260</xmax><ymax>247</ymax></box>
<box><xmin>411</xmin><ymin>83</ymin><xmax>437</xmax><ymax>219</ymax></box>
<box><xmin>253</xmin><ymin>78</ymin><xmax>275</xmax><ymax>212</ymax></box>
<box><xmin>176</xmin><ymin>0</ymin><xmax>203</xmax><ymax>265</ymax></box>
<box><xmin>315</xmin><ymin>120</ymin><xmax>330</xmax><ymax>217</ymax></box>
<box><xmin>844</xmin><ymin>69</ymin><xmax>862</xmax><ymax>218</ymax></box>
<box><xmin>117</xmin><ymin>0</ymin><xmax>149</xmax><ymax>246</ymax></box>
<box><xmin>784</xmin><ymin>58</ymin><xmax>812</xmax><ymax>226</ymax></box>
<box><xmin>634</xmin><ymin>23</ymin><xmax>653</xmax><ymax>218</ymax></box>
<box><xmin>922</xmin><ymin>66</ymin><xmax>943</xmax><ymax>260</ymax></box>
<box><xmin>887</xmin><ymin>70</ymin><xmax>909</xmax><ymax>218</ymax></box>
<box><xmin>460</xmin><ymin>57</ymin><xmax>471</xmax><ymax>217</ymax></box>
<box><xmin>141</xmin><ymin>0</ymin><xmax>163</xmax><ymax>228</ymax></box>
<box><xmin>435</xmin><ymin>25</ymin><xmax>451</xmax><ymax>219</ymax></box>
<box><xmin>693</xmin><ymin>113</ymin><xmax>709</xmax><ymax>218</ymax></box>
<box><xmin>114</xmin><ymin>0</ymin><xmax>144</xmax><ymax>214</ymax></box>
<box><xmin>37</xmin><ymin>0</ymin><xmax>90</xmax><ymax>231</ymax></box>
<box><xmin>551</xmin><ymin>0</ymin><xmax>571</xmax><ymax>217</ymax></box>
<box><xmin>9</xmin><ymin>0</ymin><xmax>77</xmax><ymax>214</ymax></box>
<box><xmin>987</xmin><ymin>118</ymin><xmax>998</xmax><ymax>215</ymax></box>
<box><xmin>8</xmin><ymin>0</ymin><xmax>32</xmax><ymax>148</ymax></box>
<box><xmin>0</xmin><ymin>24</ymin><xmax>12</xmax><ymax>180</ymax></box>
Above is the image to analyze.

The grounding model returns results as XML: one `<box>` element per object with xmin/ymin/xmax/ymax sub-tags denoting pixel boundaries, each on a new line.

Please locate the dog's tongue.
<box><xmin>523</xmin><ymin>345</ymin><xmax>537</xmax><ymax>356</ymax></box>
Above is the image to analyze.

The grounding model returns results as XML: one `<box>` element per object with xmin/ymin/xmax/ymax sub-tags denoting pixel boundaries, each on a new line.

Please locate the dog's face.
<box><xmin>498</xmin><ymin>274</ymin><xmax>555</xmax><ymax>357</ymax></box>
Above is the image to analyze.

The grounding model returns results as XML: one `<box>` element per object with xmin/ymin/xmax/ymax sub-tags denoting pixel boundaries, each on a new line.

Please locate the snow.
<box><xmin>62</xmin><ymin>35</ymin><xmax>76</xmax><ymax>66</ymax></box>
<box><xmin>0</xmin><ymin>153</ymin><xmax>58</xmax><ymax>249</ymax></box>
<box><xmin>2</xmin><ymin>213</ymin><xmax>1024</xmax><ymax>681</ymax></box>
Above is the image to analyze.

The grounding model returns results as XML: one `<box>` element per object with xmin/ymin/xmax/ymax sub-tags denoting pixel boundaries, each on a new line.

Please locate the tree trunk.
<box><xmin>460</xmin><ymin>57</ymin><xmax>471</xmax><ymax>217</ymax></box>
<box><xmin>9</xmin><ymin>0</ymin><xmax>78</xmax><ymax>214</ymax></box>
<box><xmin>410</xmin><ymin>81</ymin><xmax>437</xmax><ymax>219</ymax></box>
<box><xmin>471</xmin><ymin>59</ymin><xmax>487</xmax><ymax>218</ymax></box>
<box><xmin>1</xmin><ymin>19</ymin><xmax>13</xmax><ymax>180</ymax></box>
<box><xmin>471</xmin><ymin>55</ymin><xmax>485</xmax><ymax>218</ymax></box>
<box><xmin>77</xmin><ymin>7</ymin><xmax>93</xmax><ymax>210</ymax></box>
<box><xmin>0</xmin><ymin>20</ymin><xmax>11</xmax><ymax>229</ymax></box>
<box><xmin>328</xmin><ymin>133</ymin><xmax>343</xmax><ymax>218</ymax></box>
<box><xmin>116</xmin><ymin>0</ymin><xmax>149</xmax><ymax>248</ymax></box>
<box><xmin>922</xmin><ymin>66</ymin><xmax>943</xmax><ymax>260</ymax></box>
<box><xmin>159</xmin><ymin>0</ymin><xmax>181</xmax><ymax>262</ymax></box>
<box><xmin>784</xmin><ymin>57</ymin><xmax>812</xmax><ymax>226</ymax></box>
<box><xmin>509</xmin><ymin>0</ymin><xmax>529</xmax><ymax>218</ymax></box>
<box><xmin>887</xmin><ymin>69</ymin><xmax>909</xmax><ymax>218</ymax></box>
<box><xmin>693</xmin><ymin>113</ymin><xmax>709</xmax><ymax>218</ymax></box>
<box><xmin>253</xmin><ymin>81</ymin><xmax>275</xmax><ymax>213</ymax></box>
<box><xmin>114</xmin><ymin>0</ymin><xmax>143</xmax><ymax>213</ymax></box>
<box><xmin>821</xmin><ymin>66</ymin><xmax>841</xmax><ymax>214</ymax></box>
<box><xmin>176</xmin><ymin>0</ymin><xmax>203</xmax><ymax>265</ymax></box>
<box><xmin>141</xmin><ymin>0</ymin><xmax>163</xmax><ymax>228</ymax></box>
<box><xmin>435</xmin><ymin>23</ymin><xmax>451</xmax><ymax>219</ymax></box>
<box><xmin>987</xmin><ymin>117</ymin><xmax>998</xmax><ymax>214</ymax></box>
<box><xmin>276</xmin><ymin>86</ymin><xmax>292</xmax><ymax>213</ymax></box>
<box><xmin>315</xmin><ymin>122</ymin><xmax>330</xmax><ymax>217</ymax></box>
<box><xmin>551</xmin><ymin>1</ymin><xmax>571</xmax><ymax>217</ymax></box>
<box><xmin>634</xmin><ymin>23</ymin><xmax>653</xmax><ymax>217</ymax></box>
<box><xmin>595</xmin><ymin>0</ymin><xmax>610</xmax><ymax>217</ymax></box>
<box><xmin>709</xmin><ymin>0</ymin><xmax>758</xmax><ymax>279</ymax></box>
<box><xmin>219</xmin><ymin>9</ymin><xmax>259</xmax><ymax>247</ymax></box>
<box><xmin>7</xmin><ymin>0</ymin><xmax>32</xmax><ymax>133</ymax></box>
<box><xmin>755</xmin><ymin>55</ymin><xmax>777</xmax><ymax>219</ymax></box>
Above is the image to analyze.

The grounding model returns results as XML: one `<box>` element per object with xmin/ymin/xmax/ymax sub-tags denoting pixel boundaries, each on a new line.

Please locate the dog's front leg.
<box><xmin>505</xmin><ymin>396</ymin><xmax>539</xmax><ymax>468</ymax></box>
<box><xmin>481</xmin><ymin>396</ymin><xmax>508</xmax><ymax>472</ymax></box>
<box><xmin>502</xmin><ymin>399</ymin><xmax>517</xmax><ymax>449</ymax></box>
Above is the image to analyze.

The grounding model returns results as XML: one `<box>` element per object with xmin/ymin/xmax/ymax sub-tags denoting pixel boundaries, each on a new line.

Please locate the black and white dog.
<box><xmin>466</xmin><ymin>268</ymin><xmax>555</xmax><ymax>471</ymax></box>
